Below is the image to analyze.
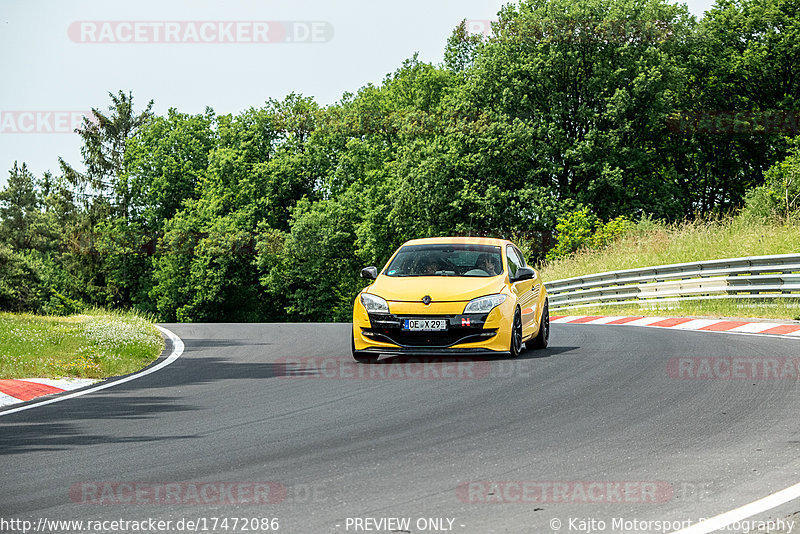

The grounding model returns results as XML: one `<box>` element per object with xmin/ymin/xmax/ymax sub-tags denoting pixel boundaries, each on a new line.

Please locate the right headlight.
<box><xmin>463</xmin><ymin>294</ymin><xmax>507</xmax><ymax>314</ymax></box>
<box><xmin>360</xmin><ymin>293</ymin><xmax>389</xmax><ymax>314</ymax></box>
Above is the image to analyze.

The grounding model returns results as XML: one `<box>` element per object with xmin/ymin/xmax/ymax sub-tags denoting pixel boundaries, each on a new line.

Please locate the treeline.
<box><xmin>1</xmin><ymin>0</ymin><xmax>798</xmax><ymax>321</ymax></box>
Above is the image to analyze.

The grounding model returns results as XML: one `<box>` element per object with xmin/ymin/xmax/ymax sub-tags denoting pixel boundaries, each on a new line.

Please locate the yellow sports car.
<box><xmin>352</xmin><ymin>237</ymin><xmax>549</xmax><ymax>362</ymax></box>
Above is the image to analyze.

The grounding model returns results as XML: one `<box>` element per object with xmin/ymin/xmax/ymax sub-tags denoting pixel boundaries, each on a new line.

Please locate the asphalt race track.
<box><xmin>2</xmin><ymin>323</ymin><xmax>800</xmax><ymax>534</ymax></box>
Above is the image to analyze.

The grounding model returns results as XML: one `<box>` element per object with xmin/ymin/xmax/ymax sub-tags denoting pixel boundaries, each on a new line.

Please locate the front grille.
<box><xmin>364</xmin><ymin>313</ymin><xmax>495</xmax><ymax>348</ymax></box>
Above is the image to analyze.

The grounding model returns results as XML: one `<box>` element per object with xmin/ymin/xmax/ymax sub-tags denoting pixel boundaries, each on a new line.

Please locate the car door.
<box><xmin>506</xmin><ymin>245</ymin><xmax>537</xmax><ymax>337</ymax></box>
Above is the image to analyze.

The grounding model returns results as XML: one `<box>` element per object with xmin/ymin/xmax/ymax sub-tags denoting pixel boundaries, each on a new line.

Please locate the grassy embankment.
<box><xmin>0</xmin><ymin>309</ymin><xmax>164</xmax><ymax>379</ymax></box>
<box><xmin>539</xmin><ymin>218</ymin><xmax>800</xmax><ymax>320</ymax></box>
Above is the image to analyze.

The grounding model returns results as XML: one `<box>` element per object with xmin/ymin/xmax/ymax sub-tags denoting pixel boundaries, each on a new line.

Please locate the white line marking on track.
<box><xmin>0</xmin><ymin>325</ymin><xmax>184</xmax><ymax>417</ymax></box>
<box><xmin>670</xmin><ymin>480</ymin><xmax>800</xmax><ymax>533</ymax></box>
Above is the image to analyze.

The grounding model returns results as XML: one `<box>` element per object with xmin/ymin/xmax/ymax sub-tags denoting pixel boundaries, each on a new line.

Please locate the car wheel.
<box><xmin>510</xmin><ymin>308</ymin><xmax>523</xmax><ymax>358</ymax></box>
<box><xmin>528</xmin><ymin>299</ymin><xmax>549</xmax><ymax>350</ymax></box>
<box><xmin>351</xmin><ymin>330</ymin><xmax>377</xmax><ymax>363</ymax></box>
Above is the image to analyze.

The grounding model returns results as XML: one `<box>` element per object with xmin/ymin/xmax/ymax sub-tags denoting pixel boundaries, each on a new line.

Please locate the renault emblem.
<box><xmin>422</xmin><ymin>295</ymin><xmax>432</xmax><ymax>305</ymax></box>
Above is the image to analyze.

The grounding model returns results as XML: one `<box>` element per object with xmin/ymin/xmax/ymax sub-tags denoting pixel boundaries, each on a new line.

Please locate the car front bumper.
<box><xmin>361</xmin><ymin>312</ymin><xmax>495</xmax><ymax>347</ymax></box>
<box><xmin>353</xmin><ymin>297</ymin><xmax>515</xmax><ymax>354</ymax></box>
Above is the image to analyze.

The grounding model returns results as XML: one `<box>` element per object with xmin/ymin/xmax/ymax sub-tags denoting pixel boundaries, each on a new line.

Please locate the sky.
<box><xmin>0</xmin><ymin>0</ymin><xmax>715</xmax><ymax>186</ymax></box>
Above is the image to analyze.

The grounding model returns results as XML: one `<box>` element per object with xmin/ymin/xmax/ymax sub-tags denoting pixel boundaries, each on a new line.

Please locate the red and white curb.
<box><xmin>551</xmin><ymin>315</ymin><xmax>800</xmax><ymax>337</ymax></box>
<box><xmin>0</xmin><ymin>377</ymin><xmax>99</xmax><ymax>407</ymax></box>
<box><xmin>0</xmin><ymin>325</ymin><xmax>184</xmax><ymax>415</ymax></box>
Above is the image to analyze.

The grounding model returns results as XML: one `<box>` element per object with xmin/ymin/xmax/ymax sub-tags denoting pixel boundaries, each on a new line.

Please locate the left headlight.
<box><xmin>360</xmin><ymin>293</ymin><xmax>390</xmax><ymax>314</ymax></box>
<box><xmin>463</xmin><ymin>294</ymin><xmax>506</xmax><ymax>314</ymax></box>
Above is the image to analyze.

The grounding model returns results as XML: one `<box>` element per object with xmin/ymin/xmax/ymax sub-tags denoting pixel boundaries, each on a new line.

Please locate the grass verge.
<box><xmin>0</xmin><ymin>309</ymin><xmax>165</xmax><ymax>379</ymax></box>
<box><xmin>540</xmin><ymin>217</ymin><xmax>800</xmax><ymax>282</ymax></box>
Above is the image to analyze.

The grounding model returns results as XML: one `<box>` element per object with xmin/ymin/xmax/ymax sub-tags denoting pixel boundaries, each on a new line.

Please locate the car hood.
<box><xmin>366</xmin><ymin>275</ymin><xmax>506</xmax><ymax>302</ymax></box>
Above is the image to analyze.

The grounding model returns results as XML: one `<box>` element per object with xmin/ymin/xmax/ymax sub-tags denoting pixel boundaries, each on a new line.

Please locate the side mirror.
<box><xmin>360</xmin><ymin>266</ymin><xmax>378</xmax><ymax>280</ymax></box>
<box><xmin>513</xmin><ymin>266</ymin><xmax>535</xmax><ymax>282</ymax></box>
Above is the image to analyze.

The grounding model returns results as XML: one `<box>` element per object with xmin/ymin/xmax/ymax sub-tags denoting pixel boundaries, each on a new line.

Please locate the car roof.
<box><xmin>401</xmin><ymin>236</ymin><xmax>513</xmax><ymax>247</ymax></box>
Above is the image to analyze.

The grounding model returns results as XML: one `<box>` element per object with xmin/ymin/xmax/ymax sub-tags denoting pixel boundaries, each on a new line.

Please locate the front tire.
<box><xmin>509</xmin><ymin>308</ymin><xmax>523</xmax><ymax>358</ymax></box>
<box><xmin>528</xmin><ymin>299</ymin><xmax>549</xmax><ymax>350</ymax></box>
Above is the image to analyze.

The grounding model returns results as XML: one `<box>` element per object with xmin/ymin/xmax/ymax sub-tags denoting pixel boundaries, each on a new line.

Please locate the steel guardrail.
<box><xmin>543</xmin><ymin>253</ymin><xmax>800</xmax><ymax>310</ymax></box>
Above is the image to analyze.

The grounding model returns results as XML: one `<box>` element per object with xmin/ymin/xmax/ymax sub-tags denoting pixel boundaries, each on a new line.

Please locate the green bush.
<box><xmin>546</xmin><ymin>208</ymin><xmax>634</xmax><ymax>260</ymax></box>
<box><xmin>546</xmin><ymin>208</ymin><xmax>598</xmax><ymax>260</ymax></box>
<box><xmin>742</xmin><ymin>136</ymin><xmax>800</xmax><ymax>222</ymax></box>
<box><xmin>591</xmin><ymin>216</ymin><xmax>635</xmax><ymax>249</ymax></box>
<box><xmin>0</xmin><ymin>244</ymin><xmax>42</xmax><ymax>312</ymax></box>
<box><xmin>42</xmin><ymin>290</ymin><xmax>85</xmax><ymax>316</ymax></box>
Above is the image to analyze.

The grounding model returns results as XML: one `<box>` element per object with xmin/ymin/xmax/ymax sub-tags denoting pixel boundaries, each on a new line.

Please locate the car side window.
<box><xmin>506</xmin><ymin>245</ymin><xmax>521</xmax><ymax>277</ymax></box>
<box><xmin>511</xmin><ymin>246</ymin><xmax>526</xmax><ymax>267</ymax></box>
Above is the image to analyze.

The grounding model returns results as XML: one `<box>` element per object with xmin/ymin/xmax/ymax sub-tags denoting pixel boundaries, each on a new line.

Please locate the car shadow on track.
<box><xmin>372</xmin><ymin>345</ymin><xmax>579</xmax><ymax>365</ymax></box>
<box><xmin>518</xmin><ymin>345</ymin><xmax>579</xmax><ymax>360</ymax></box>
<box><xmin>0</xmin><ymin>396</ymin><xmax>200</xmax><ymax>455</ymax></box>
<box><xmin>178</xmin><ymin>338</ymin><xmax>274</xmax><ymax>353</ymax></box>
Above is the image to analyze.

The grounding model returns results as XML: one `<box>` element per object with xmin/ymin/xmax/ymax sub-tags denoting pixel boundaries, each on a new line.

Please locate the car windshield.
<box><xmin>384</xmin><ymin>244</ymin><xmax>503</xmax><ymax>277</ymax></box>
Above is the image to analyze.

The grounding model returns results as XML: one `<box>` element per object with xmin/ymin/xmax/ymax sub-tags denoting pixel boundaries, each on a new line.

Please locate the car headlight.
<box><xmin>360</xmin><ymin>293</ymin><xmax>389</xmax><ymax>314</ymax></box>
<box><xmin>463</xmin><ymin>294</ymin><xmax>507</xmax><ymax>314</ymax></box>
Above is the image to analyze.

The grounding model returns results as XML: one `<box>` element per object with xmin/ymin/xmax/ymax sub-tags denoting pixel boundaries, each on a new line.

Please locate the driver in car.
<box><xmin>422</xmin><ymin>258</ymin><xmax>441</xmax><ymax>275</ymax></box>
<box><xmin>476</xmin><ymin>253</ymin><xmax>499</xmax><ymax>276</ymax></box>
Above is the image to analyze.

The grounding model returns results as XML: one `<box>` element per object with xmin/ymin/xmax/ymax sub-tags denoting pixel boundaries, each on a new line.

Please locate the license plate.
<box><xmin>403</xmin><ymin>319</ymin><xmax>448</xmax><ymax>331</ymax></box>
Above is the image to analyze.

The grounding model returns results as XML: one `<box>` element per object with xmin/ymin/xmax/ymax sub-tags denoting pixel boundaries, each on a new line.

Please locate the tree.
<box><xmin>461</xmin><ymin>0</ymin><xmax>694</xmax><ymax>220</ymax></box>
<box><xmin>672</xmin><ymin>0</ymin><xmax>800</xmax><ymax>214</ymax></box>
<box><xmin>125</xmin><ymin>107</ymin><xmax>217</xmax><ymax>230</ymax></box>
<box><xmin>444</xmin><ymin>19</ymin><xmax>484</xmax><ymax>72</ymax></box>
<box><xmin>259</xmin><ymin>197</ymin><xmax>364</xmax><ymax>322</ymax></box>
<box><xmin>0</xmin><ymin>162</ymin><xmax>39</xmax><ymax>250</ymax></box>
<box><xmin>0</xmin><ymin>244</ymin><xmax>42</xmax><ymax>311</ymax></box>
<box><xmin>60</xmin><ymin>90</ymin><xmax>154</xmax><ymax>219</ymax></box>
<box><xmin>149</xmin><ymin>95</ymin><xmax>323</xmax><ymax>321</ymax></box>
